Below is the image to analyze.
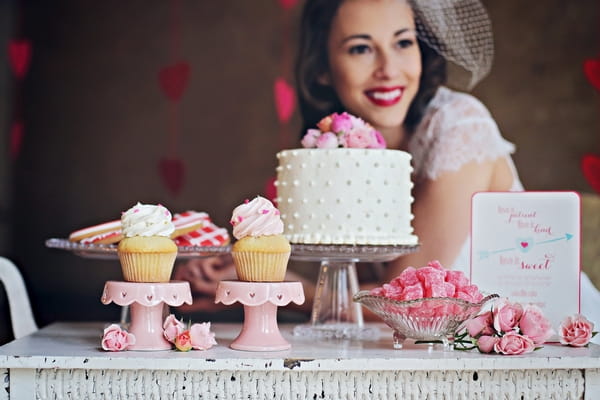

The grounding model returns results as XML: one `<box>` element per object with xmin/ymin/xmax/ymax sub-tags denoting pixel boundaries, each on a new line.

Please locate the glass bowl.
<box><xmin>353</xmin><ymin>292</ymin><xmax>499</xmax><ymax>349</ymax></box>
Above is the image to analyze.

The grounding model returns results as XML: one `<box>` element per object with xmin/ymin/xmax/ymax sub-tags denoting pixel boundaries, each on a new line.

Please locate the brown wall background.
<box><xmin>0</xmin><ymin>1</ymin><xmax>598</xmax><ymax>343</ymax></box>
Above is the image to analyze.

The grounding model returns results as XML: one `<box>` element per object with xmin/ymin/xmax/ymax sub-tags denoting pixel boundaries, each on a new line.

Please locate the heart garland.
<box><xmin>583</xmin><ymin>57</ymin><xmax>600</xmax><ymax>92</ymax></box>
<box><xmin>158</xmin><ymin>61</ymin><xmax>190</xmax><ymax>102</ymax></box>
<box><xmin>581</xmin><ymin>154</ymin><xmax>600</xmax><ymax>194</ymax></box>
<box><xmin>274</xmin><ymin>77</ymin><xmax>295</xmax><ymax>124</ymax></box>
<box><xmin>8</xmin><ymin>39</ymin><xmax>32</xmax><ymax>79</ymax></box>
<box><xmin>7</xmin><ymin>38</ymin><xmax>32</xmax><ymax>161</ymax></box>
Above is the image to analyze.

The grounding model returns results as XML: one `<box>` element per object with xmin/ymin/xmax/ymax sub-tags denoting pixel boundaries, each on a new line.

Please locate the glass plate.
<box><xmin>353</xmin><ymin>291</ymin><xmax>499</xmax><ymax>349</ymax></box>
<box><xmin>45</xmin><ymin>238</ymin><xmax>231</xmax><ymax>260</ymax></box>
<box><xmin>290</xmin><ymin>243</ymin><xmax>419</xmax><ymax>262</ymax></box>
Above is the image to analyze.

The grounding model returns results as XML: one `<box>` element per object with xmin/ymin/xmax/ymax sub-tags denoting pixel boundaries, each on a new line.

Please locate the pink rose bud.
<box><xmin>317</xmin><ymin>114</ymin><xmax>333</xmax><ymax>132</ymax></box>
<box><xmin>190</xmin><ymin>322</ymin><xmax>218</xmax><ymax>350</ymax></box>
<box><xmin>101</xmin><ymin>324</ymin><xmax>136</xmax><ymax>352</ymax></box>
<box><xmin>493</xmin><ymin>298</ymin><xmax>523</xmax><ymax>333</ymax></box>
<box><xmin>477</xmin><ymin>335</ymin><xmax>500</xmax><ymax>353</ymax></box>
<box><xmin>465</xmin><ymin>311</ymin><xmax>494</xmax><ymax>337</ymax></box>
<box><xmin>316</xmin><ymin>132</ymin><xmax>339</xmax><ymax>149</ymax></box>
<box><xmin>163</xmin><ymin>314</ymin><xmax>186</xmax><ymax>344</ymax></box>
<box><xmin>331</xmin><ymin>112</ymin><xmax>353</xmax><ymax>133</ymax></box>
<box><xmin>301</xmin><ymin>129</ymin><xmax>321</xmax><ymax>148</ymax></box>
<box><xmin>519</xmin><ymin>304</ymin><xmax>554</xmax><ymax>345</ymax></box>
<box><xmin>493</xmin><ymin>331</ymin><xmax>536</xmax><ymax>355</ymax></box>
<box><xmin>175</xmin><ymin>330</ymin><xmax>193</xmax><ymax>352</ymax></box>
<box><xmin>559</xmin><ymin>314</ymin><xmax>595</xmax><ymax>347</ymax></box>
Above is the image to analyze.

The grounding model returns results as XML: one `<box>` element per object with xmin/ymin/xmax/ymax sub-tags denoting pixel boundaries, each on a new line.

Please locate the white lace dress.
<box><xmin>408</xmin><ymin>87</ymin><xmax>600</xmax><ymax>340</ymax></box>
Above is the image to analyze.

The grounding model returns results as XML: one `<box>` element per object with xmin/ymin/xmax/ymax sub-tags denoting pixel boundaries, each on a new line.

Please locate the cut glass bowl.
<box><xmin>353</xmin><ymin>292</ymin><xmax>499</xmax><ymax>349</ymax></box>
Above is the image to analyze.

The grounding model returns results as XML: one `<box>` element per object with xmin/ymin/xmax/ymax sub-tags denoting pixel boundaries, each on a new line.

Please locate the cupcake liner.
<box><xmin>231</xmin><ymin>251</ymin><xmax>290</xmax><ymax>282</ymax></box>
<box><xmin>118</xmin><ymin>252</ymin><xmax>177</xmax><ymax>282</ymax></box>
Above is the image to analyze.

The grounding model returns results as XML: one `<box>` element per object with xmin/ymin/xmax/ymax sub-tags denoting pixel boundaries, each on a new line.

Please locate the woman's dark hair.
<box><xmin>295</xmin><ymin>0</ymin><xmax>447</xmax><ymax>139</ymax></box>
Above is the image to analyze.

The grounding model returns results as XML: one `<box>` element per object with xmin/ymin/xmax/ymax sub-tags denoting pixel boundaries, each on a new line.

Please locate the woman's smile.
<box><xmin>365</xmin><ymin>86</ymin><xmax>404</xmax><ymax>106</ymax></box>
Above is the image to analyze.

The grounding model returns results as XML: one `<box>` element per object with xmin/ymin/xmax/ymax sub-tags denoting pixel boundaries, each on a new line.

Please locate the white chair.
<box><xmin>0</xmin><ymin>256</ymin><xmax>38</xmax><ymax>339</ymax></box>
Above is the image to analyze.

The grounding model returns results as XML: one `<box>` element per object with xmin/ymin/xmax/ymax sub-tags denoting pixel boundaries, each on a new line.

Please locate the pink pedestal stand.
<box><xmin>215</xmin><ymin>281</ymin><xmax>304</xmax><ymax>351</ymax></box>
<box><xmin>101</xmin><ymin>281</ymin><xmax>192</xmax><ymax>351</ymax></box>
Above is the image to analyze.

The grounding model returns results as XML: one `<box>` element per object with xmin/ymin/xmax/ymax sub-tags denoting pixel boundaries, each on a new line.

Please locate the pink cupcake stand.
<box><xmin>215</xmin><ymin>281</ymin><xmax>304</xmax><ymax>351</ymax></box>
<box><xmin>101</xmin><ymin>281</ymin><xmax>192</xmax><ymax>351</ymax></box>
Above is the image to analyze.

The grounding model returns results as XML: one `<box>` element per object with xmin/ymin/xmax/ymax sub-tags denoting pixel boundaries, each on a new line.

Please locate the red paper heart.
<box><xmin>582</xmin><ymin>154</ymin><xmax>600</xmax><ymax>194</ymax></box>
<box><xmin>8</xmin><ymin>39</ymin><xmax>32</xmax><ymax>79</ymax></box>
<box><xmin>158</xmin><ymin>158</ymin><xmax>186</xmax><ymax>196</ymax></box>
<box><xmin>277</xmin><ymin>0</ymin><xmax>299</xmax><ymax>10</ymax></box>
<box><xmin>583</xmin><ymin>58</ymin><xmax>600</xmax><ymax>91</ymax></box>
<box><xmin>158</xmin><ymin>62</ymin><xmax>190</xmax><ymax>101</ymax></box>
<box><xmin>274</xmin><ymin>77</ymin><xmax>296</xmax><ymax>123</ymax></box>
<box><xmin>9</xmin><ymin>121</ymin><xmax>24</xmax><ymax>160</ymax></box>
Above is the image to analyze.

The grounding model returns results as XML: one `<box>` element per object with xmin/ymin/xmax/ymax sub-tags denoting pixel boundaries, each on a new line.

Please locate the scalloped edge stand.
<box><xmin>101</xmin><ymin>281</ymin><xmax>192</xmax><ymax>351</ymax></box>
<box><xmin>215</xmin><ymin>281</ymin><xmax>304</xmax><ymax>351</ymax></box>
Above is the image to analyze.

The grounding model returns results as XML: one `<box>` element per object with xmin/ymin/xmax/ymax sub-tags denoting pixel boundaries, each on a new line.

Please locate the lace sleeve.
<box><xmin>412</xmin><ymin>92</ymin><xmax>515</xmax><ymax>181</ymax></box>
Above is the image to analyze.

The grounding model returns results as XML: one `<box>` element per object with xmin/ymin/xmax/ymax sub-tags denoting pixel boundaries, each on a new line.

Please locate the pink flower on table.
<box><xmin>477</xmin><ymin>335</ymin><xmax>500</xmax><ymax>353</ymax></box>
<box><xmin>559</xmin><ymin>314</ymin><xmax>595</xmax><ymax>347</ymax></box>
<box><xmin>494</xmin><ymin>331</ymin><xmax>536</xmax><ymax>355</ymax></box>
<box><xmin>175</xmin><ymin>330</ymin><xmax>193</xmax><ymax>352</ymax></box>
<box><xmin>493</xmin><ymin>298</ymin><xmax>523</xmax><ymax>333</ymax></box>
<box><xmin>163</xmin><ymin>314</ymin><xmax>186</xmax><ymax>344</ymax></box>
<box><xmin>301</xmin><ymin>129</ymin><xmax>321</xmax><ymax>148</ymax></box>
<box><xmin>331</xmin><ymin>112</ymin><xmax>353</xmax><ymax>133</ymax></box>
<box><xmin>101</xmin><ymin>324</ymin><xmax>136</xmax><ymax>352</ymax></box>
<box><xmin>316</xmin><ymin>132</ymin><xmax>339</xmax><ymax>149</ymax></box>
<box><xmin>190</xmin><ymin>322</ymin><xmax>218</xmax><ymax>350</ymax></box>
<box><xmin>519</xmin><ymin>304</ymin><xmax>554</xmax><ymax>345</ymax></box>
<box><xmin>465</xmin><ymin>311</ymin><xmax>494</xmax><ymax>337</ymax></box>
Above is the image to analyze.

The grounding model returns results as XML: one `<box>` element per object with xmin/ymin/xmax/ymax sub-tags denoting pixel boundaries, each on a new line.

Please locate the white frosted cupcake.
<box><xmin>230</xmin><ymin>196</ymin><xmax>291</xmax><ymax>282</ymax></box>
<box><xmin>117</xmin><ymin>203</ymin><xmax>177</xmax><ymax>282</ymax></box>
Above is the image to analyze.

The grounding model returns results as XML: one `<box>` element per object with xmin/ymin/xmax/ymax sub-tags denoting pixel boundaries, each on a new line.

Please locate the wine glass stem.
<box><xmin>311</xmin><ymin>260</ymin><xmax>364</xmax><ymax>327</ymax></box>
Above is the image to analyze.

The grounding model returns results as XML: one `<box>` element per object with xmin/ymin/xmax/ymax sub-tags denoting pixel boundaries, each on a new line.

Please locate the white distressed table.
<box><xmin>0</xmin><ymin>322</ymin><xmax>599</xmax><ymax>399</ymax></box>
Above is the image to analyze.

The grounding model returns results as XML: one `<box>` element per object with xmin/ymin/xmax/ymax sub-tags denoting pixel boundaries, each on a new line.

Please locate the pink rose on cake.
<box><xmin>301</xmin><ymin>112</ymin><xmax>386</xmax><ymax>149</ymax></box>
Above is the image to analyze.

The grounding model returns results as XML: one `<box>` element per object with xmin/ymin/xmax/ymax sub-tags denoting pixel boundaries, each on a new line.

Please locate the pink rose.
<box><xmin>316</xmin><ymin>132</ymin><xmax>339</xmax><ymax>149</ymax></box>
<box><xmin>559</xmin><ymin>314</ymin><xmax>595</xmax><ymax>347</ymax></box>
<box><xmin>519</xmin><ymin>305</ymin><xmax>554</xmax><ymax>345</ymax></box>
<box><xmin>101</xmin><ymin>324</ymin><xmax>136</xmax><ymax>352</ymax></box>
<box><xmin>163</xmin><ymin>314</ymin><xmax>186</xmax><ymax>343</ymax></box>
<box><xmin>316</xmin><ymin>115</ymin><xmax>333</xmax><ymax>132</ymax></box>
<box><xmin>477</xmin><ymin>335</ymin><xmax>500</xmax><ymax>353</ymax></box>
<box><xmin>465</xmin><ymin>311</ymin><xmax>494</xmax><ymax>337</ymax></box>
<box><xmin>494</xmin><ymin>331</ymin><xmax>535</xmax><ymax>355</ymax></box>
<box><xmin>493</xmin><ymin>298</ymin><xmax>523</xmax><ymax>333</ymax></box>
<box><xmin>190</xmin><ymin>322</ymin><xmax>218</xmax><ymax>350</ymax></box>
<box><xmin>331</xmin><ymin>112</ymin><xmax>353</xmax><ymax>133</ymax></box>
<box><xmin>369</xmin><ymin>130</ymin><xmax>387</xmax><ymax>149</ymax></box>
<box><xmin>301</xmin><ymin>129</ymin><xmax>321</xmax><ymax>148</ymax></box>
<box><xmin>175</xmin><ymin>330</ymin><xmax>193</xmax><ymax>352</ymax></box>
<box><xmin>340</xmin><ymin>129</ymin><xmax>373</xmax><ymax>148</ymax></box>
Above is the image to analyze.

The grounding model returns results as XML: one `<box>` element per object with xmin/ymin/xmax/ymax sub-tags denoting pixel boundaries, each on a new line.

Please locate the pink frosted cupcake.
<box><xmin>230</xmin><ymin>196</ymin><xmax>291</xmax><ymax>282</ymax></box>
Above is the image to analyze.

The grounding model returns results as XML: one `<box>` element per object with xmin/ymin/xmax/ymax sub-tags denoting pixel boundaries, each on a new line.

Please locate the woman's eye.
<box><xmin>397</xmin><ymin>39</ymin><xmax>415</xmax><ymax>49</ymax></box>
<box><xmin>348</xmin><ymin>44</ymin><xmax>371</xmax><ymax>55</ymax></box>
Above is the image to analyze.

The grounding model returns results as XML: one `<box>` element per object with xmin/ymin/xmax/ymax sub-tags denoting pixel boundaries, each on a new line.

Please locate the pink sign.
<box><xmin>471</xmin><ymin>192</ymin><xmax>580</xmax><ymax>333</ymax></box>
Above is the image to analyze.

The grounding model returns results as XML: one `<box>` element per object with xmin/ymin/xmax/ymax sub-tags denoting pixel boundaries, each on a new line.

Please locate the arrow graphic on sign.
<box><xmin>478</xmin><ymin>233</ymin><xmax>573</xmax><ymax>260</ymax></box>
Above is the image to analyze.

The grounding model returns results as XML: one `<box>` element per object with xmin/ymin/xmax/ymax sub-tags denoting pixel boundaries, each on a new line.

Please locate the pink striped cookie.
<box><xmin>174</xmin><ymin>218</ymin><xmax>230</xmax><ymax>247</ymax></box>
<box><xmin>68</xmin><ymin>220</ymin><xmax>123</xmax><ymax>245</ymax></box>
<box><xmin>171</xmin><ymin>211</ymin><xmax>209</xmax><ymax>238</ymax></box>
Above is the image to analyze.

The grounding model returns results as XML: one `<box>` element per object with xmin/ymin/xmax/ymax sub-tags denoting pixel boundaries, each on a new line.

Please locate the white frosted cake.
<box><xmin>275</xmin><ymin>148</ymin><xmax>418</xmax><ymax>245</ymax></box>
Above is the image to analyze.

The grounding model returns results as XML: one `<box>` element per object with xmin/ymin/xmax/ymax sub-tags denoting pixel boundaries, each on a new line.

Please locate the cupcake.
<box><xmin>117</xmin><ymin>202</ymin><xmax>178</xmax><ymax>282</ymax></box>
<box><xmin>230</xmin><ymin>196</ymin><xmax>291</xmax><ymax>282</ymax></box>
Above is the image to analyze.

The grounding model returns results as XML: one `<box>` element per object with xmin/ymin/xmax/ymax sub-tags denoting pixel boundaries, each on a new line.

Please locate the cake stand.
<box><xmin>101</xmin><ymin>281</ymin><xmax>192</xmax><ymax>351</ymax></box>
<box><xmin>290</xmin><ymin>244</ymin><xmax>419</xmax><ymax>339</ymax></box>
<box><xmin>215</xmin><ymin>281</ymin><xmax>305</xmax><ymax>351</ymax></box>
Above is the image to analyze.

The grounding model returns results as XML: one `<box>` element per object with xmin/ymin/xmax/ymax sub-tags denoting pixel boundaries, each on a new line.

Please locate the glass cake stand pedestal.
<box><xmin>290</xmin><ymin>244</ymin><xmax>419</xmax><ymax>340</ymax></box>
<box><xmin>101</xmin><ymin>281</ymin><xmax>192</xmax><ymax>351</ymax></box>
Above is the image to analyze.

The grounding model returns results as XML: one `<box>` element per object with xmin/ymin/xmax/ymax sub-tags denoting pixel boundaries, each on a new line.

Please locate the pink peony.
<box><xmin>493</xmin><ymin>298</ymin><xmax>523</xmax><ymax>333</ymax></box>
<box><xmin>315</xmin><ymin>132</ymin><xmax>339</xmax><ymax>148</ymax></box>
<box><xmin>301</xmin><ymin>129</ymin><xmax>321</xmax><ymax>148</ymax></box>
<box><xmin>519</xmin><ymin>305</ymin><xmax>553</xmax><ymax>345</ymax></box>
<box><xmin>190</xmin><ymin>322</ymin><xmax>218</xmax><ymax>350</ymax></box>
<box><xmin>331</xmin><ymin>112</ymin><xmax>353</xmax><ymax>133</ymax></box>
<box><xmin>559</xmin><ymin>314</ymin><xmax>595</xmax><ymax>347</ymax></box>
<box><xmin>494</xmin><ymin>331</ymin><xmax>535</xmax><ymax>355</ymax></box>
<box><xmin>316</xmin><ymin>114</ymin><xmax>333</xmax><ymax>132</ymax></box>
<box><xmin>163</xmin><ymin>314</ymin><xmax>186</xmax><ymax>343</ymax></box>
<box><xmin>102</xmin><ymin>324</ymin><xmax>136</xmax><ymax>352</ymax></box>
<box><xmin>175</xmin><ymin>330</ymin><xmax>193</xmax><ymax>352</ymax></box>
<box><xmin>465</xmin><ymin>311</ymin><xmax>494</xmax><ymax>338</ymax></box>
<box><xmin>477</xmin><ymin>335</ymin><xmax>500</xmax><ymax>353</ymax></box>
<box><xmin>340</xmin><ymin>129</ymin><xmax>375</xmax><ymax>148</ymax></box>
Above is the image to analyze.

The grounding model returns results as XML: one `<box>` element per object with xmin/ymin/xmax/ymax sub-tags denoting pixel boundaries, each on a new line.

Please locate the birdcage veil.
<box><xmin>408</xmin><ymin>0</ymin><xmax>494</xmax><ymax>90</ymax></box>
